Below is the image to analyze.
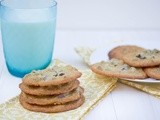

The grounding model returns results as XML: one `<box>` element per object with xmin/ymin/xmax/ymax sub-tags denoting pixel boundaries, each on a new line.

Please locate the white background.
<box><xmin>56</xmin><ymin>0</ymin><xmax>160</xmax><ymax>30</ymax></box>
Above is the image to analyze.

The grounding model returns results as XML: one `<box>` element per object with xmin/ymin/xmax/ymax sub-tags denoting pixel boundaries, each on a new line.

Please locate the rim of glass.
<box><xmin>0</xmin><ymin>0</ymin><xmax>57</xmax><ymax>10</ymax></box>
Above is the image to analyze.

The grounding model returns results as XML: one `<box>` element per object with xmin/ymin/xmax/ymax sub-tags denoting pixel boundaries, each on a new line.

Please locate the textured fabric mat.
<box><xmin>0</xmin><ymin>59</ymin><xmax>117</xmax><ymax>120</ymax></box>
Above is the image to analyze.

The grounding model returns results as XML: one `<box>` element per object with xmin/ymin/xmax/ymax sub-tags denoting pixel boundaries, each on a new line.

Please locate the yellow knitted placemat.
<box><xmin>0</xmin><ymin>59</ymin><xmax>117</xmax><ymax>120</ymax></box>
<box><xmin>119</xmin><ymin>80</ymin><xmax>160</xmax><ymax>98</ymax></box>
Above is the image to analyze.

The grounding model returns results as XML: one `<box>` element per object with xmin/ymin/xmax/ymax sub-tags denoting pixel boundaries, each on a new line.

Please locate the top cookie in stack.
<box><xmin>91</xmin><ymin>45</ymin><xmax>160</xmax><ymax>80</ymax></box>
<box><xmin>19</xmin><ymin>65</ymin><xmax>85</xmax><ymax>113</ymax></box>
<box><xmin>22</xmin><ymin>65</ymin><xmax>82</xmax><ymax>86</ymax></box>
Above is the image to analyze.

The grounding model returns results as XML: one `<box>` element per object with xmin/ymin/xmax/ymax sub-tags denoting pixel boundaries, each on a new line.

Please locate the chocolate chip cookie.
<box><xmin>108</xmin><ymin>45</ymin><xmax>144</xmax><ymax>60</ymax></box>
<box><xmin>19</xmin><ymin>80</ymin><xmax>80</xmax><ymax>96</ymax></box>
<box><xmin>20</xmin><ymin>87</ymin><xmax>84</xmax><ymax>105</ymax></box>
<box><xmin>123</xmin><ymin>49</ymin><xmax>160</xmax><ymax>67</ymax></box>
<box><xmin>22</xmin><ymin>65</ymin><xmax>82</xmax><ymax>86</ymax></box>
<box><xmin>144</xmin><ymin>66</ymin><xmax>160</xmax><ymax>80</ymax></box>
<box><xmin>19</xmin><ymin>94</ymin><xmax>85</xmax><ymax>113</ymax></box>
<box><xmin>91</xmin><ymin>59</ymin><xmax>147</xmax><ymax>79</ymax></box>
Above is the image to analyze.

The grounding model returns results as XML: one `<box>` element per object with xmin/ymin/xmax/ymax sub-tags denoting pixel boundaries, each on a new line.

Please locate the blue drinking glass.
<box><xmin>1</xmin><ymin>0</ymin><xmax>57</xmax><ymax>77</ymax></box>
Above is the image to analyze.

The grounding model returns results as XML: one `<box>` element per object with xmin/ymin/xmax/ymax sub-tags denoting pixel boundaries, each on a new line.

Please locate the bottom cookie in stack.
<box><xmin>19</xmin><ymin>65</ymin><xmax>85</xmax><ymax>113</ymax></box>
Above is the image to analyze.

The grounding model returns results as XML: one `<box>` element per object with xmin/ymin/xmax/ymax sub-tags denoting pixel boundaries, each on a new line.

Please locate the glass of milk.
<box><xmin>1</xmin><ymin>0</ymin><xmax>57</xmax><ymax>77</ymax></box>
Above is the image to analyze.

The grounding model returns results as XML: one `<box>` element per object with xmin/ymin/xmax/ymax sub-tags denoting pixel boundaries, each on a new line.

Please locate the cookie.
<box><xmin>91</xmin><ymin>59</ymin><xmax>147</xmax><ymax>79</ymax></box>
<box><xmin>20</xmin><ymin>87</ymin><xmax>84</xmax><ymax>105</ymax></box>
<box><xmin>19</xmin><ymin>80</ymin><xmax>80</xmax><ymax>95</ymax></box>
<box><xmin>19</xmin><ymin>95</ymin><xmax>85</xmax><ymax>113</ymax></box>
<box><xmin>22</xmin><ymin>65</ymin><xmax>82</xmax><ymax>86</ymax></box>
<box><xmin>108</xmin><ymin>45</ymin><xmax>145</xmax><ymax>60</ymax></box>
<box><xmin>123</xmin><ymin>49</ymin><xmax>160</xmax><ymax>67</ymax></box>
<box><xmin>144</xmin><ymin>66</ymin><xmax>160</xmax><ymax>80</ymax></box>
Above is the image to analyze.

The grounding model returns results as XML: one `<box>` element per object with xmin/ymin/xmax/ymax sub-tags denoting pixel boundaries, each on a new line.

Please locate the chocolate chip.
<box><xmin>59</xmin><ymin>73</ymin><xmax>65</xmax><ymax>76</ymax></box>
<box><xmin>136</xmin><ymin>54</ymin><xmax>141</xmax><ymax>58</ymax></box>
<box><xmin>121</xmin><ymin>68</ymin><xmax>126</xmax><ymax>71</ymax></box>
<box><xmin>121</xmin><ymin>64</ymin><xmax>129</xmax><ymax>71</ymax></box>
<box><xmin>53</xmin><ymin>74</ymin><xmax>58</xmax><ymax>77</ymax></box>
<box><xmin>136</xmin><ymin>54</ymin><xmax>146</xmax><ymax>59</ymax></box>
<box><xmin>121</xmin><ymin>67</ymin><xmax>128</xmax><ymax>71</ymax></box>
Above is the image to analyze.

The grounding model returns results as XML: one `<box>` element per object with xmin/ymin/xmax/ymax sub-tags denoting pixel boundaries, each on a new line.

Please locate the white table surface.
<box><xmin>0</xmin><ymin>30</ymin><xmax>160</xmax><ymax>120</ymax></box>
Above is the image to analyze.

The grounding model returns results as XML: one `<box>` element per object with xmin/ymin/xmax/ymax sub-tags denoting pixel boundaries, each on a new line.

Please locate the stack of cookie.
<box><xmin>19</xmin><ymin>65</ymin><xmax>85</xmax><ymax>113</ymax></box>
<box><xmin>91</xmin><ymin>45</ymin><xmax>160</xmax><ymax>80</ymax></box>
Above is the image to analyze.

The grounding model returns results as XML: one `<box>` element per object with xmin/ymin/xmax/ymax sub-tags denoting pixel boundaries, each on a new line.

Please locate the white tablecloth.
<box><xmin>0</xmin><ymin>30</ymin><xmax>160</xmax><ymax>120</ymax></box>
